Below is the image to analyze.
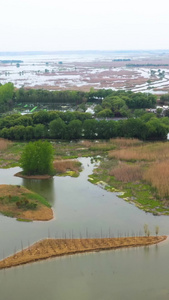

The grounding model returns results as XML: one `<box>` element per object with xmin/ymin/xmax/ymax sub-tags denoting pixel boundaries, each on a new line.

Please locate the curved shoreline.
<box><xmin>0</xmin><ymin>235</ymin><xmax>167</xmax><ymax>269</ymax></box>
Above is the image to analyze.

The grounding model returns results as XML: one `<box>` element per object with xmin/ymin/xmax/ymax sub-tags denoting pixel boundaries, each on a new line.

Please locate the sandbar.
<box><xmin>0</xmin><ymin>235</ymin><xmax>166</xmax><ymax>269</ymax></box>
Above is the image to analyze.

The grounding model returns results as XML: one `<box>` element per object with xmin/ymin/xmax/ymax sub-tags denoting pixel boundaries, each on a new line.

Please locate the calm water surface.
<box><xmin>0</xmin><ymin>157</ymin><xmax>169</xmax><ymax>299</ymax></box>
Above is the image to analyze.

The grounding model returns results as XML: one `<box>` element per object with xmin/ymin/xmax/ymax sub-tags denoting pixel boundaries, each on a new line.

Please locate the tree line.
<box><xmin>0</xmin><ymin>110</ymin><xmax>168</xmax><ymax>141</ymax></box>
<box><xmin>0</xmin><ymin>83</ymin><xmax>158</xmax><ymax>114</ymax></box>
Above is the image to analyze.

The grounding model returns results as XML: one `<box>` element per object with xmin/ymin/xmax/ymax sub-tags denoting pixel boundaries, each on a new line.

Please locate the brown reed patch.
<box><xmin>0</xmin><ymin>138</ymin><xmax>12</xmax><ymax>151</ymax></box>
<box><xmin>143</xmin><ymin>160</ymin><xmax>169</xmax><ymax>198</ymax></box>
<box><xmin>110</xmin><ymin>138</ymin><xmax>143</xmax><ymax>148</ymax></box>
<box><xmin>109</xmin><ymin>162</ymin><xmax>143</xmax><ymax>182</ymax></box>
<box><xmin>109</xmin><ymin>142</ymin><xmax>169</xmax><ymax>161</ymax></box>
<box><xmin>53</xmin><ymin>159</ymin><xmax>80</xmax><ymax>173</ymax></box>
<box><xmin>79</xmin><ymin>140</ymin><xmax>92</xmax><ymax>148</ymax></box>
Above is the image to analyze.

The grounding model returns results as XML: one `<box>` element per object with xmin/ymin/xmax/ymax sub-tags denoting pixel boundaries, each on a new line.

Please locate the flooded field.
<box><xmin>0</xmin><ymin>51</ymin><xmax>169</xmax><ymax>94</ymax></box>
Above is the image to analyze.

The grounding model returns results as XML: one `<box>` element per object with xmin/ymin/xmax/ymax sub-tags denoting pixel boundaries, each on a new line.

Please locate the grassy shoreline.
<box><xmin>0</xmin><ymin>185</ymin><xmax>53</xmax><ymax>221</ymax></box>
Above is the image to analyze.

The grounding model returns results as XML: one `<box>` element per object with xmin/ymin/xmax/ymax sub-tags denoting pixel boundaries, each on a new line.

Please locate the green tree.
<box><xmin>0</xmin><ymin>82</ymin><xmax>15</xmax><ymax>112</ymax></box>
<box><xmin>33</xmin><ymin>124</ymin><xmax>47</xmax><ymax>139</ymax></box>
<box><xmin>83</xmin><ymin>119</ymin><xmax>98</xmax><ymax>139</ymax></box>
<box><xmin>20</xmin><ymin>140</ymin><xmax>54</xmax><ymax>175</ymax></box>
<box><xmin>49</xmin><ymin>118</ymin><xmax>66</xmax><ymax>139</ymax></box>
<box><xmin>66</xmin><ymin>120</ymin><xmax>82</xmax><ymax>139</ymax></box>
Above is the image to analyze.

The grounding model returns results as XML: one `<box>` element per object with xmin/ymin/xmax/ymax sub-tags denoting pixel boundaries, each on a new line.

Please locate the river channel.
<box><xmin>0</xmin><ymin>157</ymin><xmax>169</xmax><ymax>299</ymax></box>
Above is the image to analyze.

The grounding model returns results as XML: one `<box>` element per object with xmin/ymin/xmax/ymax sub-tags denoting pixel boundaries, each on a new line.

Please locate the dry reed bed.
<box><xmin>0</xmin><ymin>138</ymin><xmax>12</xmax><ymax>151</ymax></box>
<box><xmin>110</xmin><ymin>138</ymin><xmax>143</xmax><ymax>148</ymax></box>
<box><xmin>109</xmin><ymin>143</ymin><xmax>169</xmax><ymax>161</ymax></box>
<box><xmin>108</xmin><ymin>141</ymin><xmax>169</xmax><ymax>198</ymax></box>
<box><xmin>109</xmin><ymin>162</ymin><xmax>143</xmax><ymax>182</ymax></box>
<box><xmin>0</xmin><ymin>236</ymin><xmax>166</xmax><ymax>269</ymax></box>
<box><xmin>143</xmin><ymin>161</ymin><xmax>169</xmax><ymax>198</ymax></box>
<box><xmin>53</xmin><ymin>159</ymin><xmax>80</xmax><ymax>173</ymax></box>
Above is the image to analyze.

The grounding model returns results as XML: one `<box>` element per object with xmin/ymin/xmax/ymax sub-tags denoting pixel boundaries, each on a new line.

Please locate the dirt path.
<box><xmin>0</xmin><ymin>236</ymin><xmax>166</xmax><ymax>269</ymax></box>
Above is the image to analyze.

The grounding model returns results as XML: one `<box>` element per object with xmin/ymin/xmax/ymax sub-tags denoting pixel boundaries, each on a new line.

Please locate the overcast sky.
<box><xmin>1</xmin><ymin>0</ymin><xmax>169</xmax><ymax>51</ymax></box>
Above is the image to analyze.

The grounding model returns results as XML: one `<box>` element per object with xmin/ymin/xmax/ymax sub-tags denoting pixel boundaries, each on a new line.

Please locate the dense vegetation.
<box><xmin>0</xmin><ymin>82</ymin><xmax>157</xmax><ymax>112</ymax></box>
<box><xmin>0</xmin><ymin>109</ymin><xmax>168</xmax><ymax>141</ymax></box>
<box><xmin>0</xmin><ymin>83</ymin><xmax>15</xmax><ymax>113</ymax></box>
<box><xmin>0</xmin><ymin>83</ymin><xmax>169</xmax><ymax>141</ymax></box>
<box><xmin>20</xmin><ymin>140</ymin><xmax>54</xmax><ymax>175</ymax></box>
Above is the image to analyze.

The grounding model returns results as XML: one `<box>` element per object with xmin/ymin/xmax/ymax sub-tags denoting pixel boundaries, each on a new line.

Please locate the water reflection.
<box><xmin>23</xmin><ymin>177</ymin><xmax>55</xmax><ymax>205</ymax></box>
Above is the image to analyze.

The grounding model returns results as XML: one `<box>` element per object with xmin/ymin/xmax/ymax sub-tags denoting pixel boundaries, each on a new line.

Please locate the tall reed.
<box><xmin>109</xmin><ymin>142</ymin><xmax>169</xmax><ymax>161</ymax></box>
<box><xmin>143</xmin><ymin>160</ymin><xmax>169</xmax><ymax>198</ymax></box>
<box><xmin>0</xmin><ymin>138</ymin><xmax>11</xmax><ymax>151</ymax></box>
<box><xmin>109</xmin><ymin>162</ymin><xmax>143</xmax><ymax>182</ymax></box>
<box><xmin>53</xmin><ymin>160</ymin><xmax>80</xmax><ymax>173</ymax></box>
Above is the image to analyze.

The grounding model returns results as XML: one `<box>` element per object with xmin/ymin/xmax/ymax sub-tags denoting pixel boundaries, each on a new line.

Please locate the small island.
<box><xmin>0</xmin><ymin>185</ymin><xmax>53</xmax><ymax>221</ymax></box>
<box><xmin>0</xmin><ymin>235</ymin><xmax>167</xmax><ymax>269</ymax></box>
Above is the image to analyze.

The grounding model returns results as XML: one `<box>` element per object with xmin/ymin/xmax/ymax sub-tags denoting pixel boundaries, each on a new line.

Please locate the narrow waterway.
<box><xmin>0</xmin><ymin>157</ymin><xmax>169</xmax><ymax>299</ymax></box>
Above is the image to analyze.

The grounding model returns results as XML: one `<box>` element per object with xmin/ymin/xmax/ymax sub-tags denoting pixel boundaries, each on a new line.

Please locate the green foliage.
<box><xmin>66</xmin><ymin>119</ymin><xmax>82</xmax><ymax>139</ymax></box>
<box><xmin>49</xmin><ymin>118</ymin><xmax>66</xmax><ymax>139</ymax></box>
<box><xmin>159</xmin><ymin>94</ymin><xmax>169</xmax><ymax>105</ymax></box>
<box><xmin>0</xmin><ymin>83</ymin><xmax>15</xmax><ymax>112</ymax></box>
<box><xmin>20</xmin><ymin>140</ymin><xmax>54</xmax><ymax>175</ymax></box>
<box><xmin>97</xmin><ymin>108</ymin><xmax>114</xmax><ymax>118</ymax></box>
<box><xmin>16</xmin><ymin>198</ymin><xmax>37</xmax><ymax>210</ymax></box>
<box><xmin>25</xmin><ymin>193</ymin><xmax>51</xmax><ymax>207</ymax></box>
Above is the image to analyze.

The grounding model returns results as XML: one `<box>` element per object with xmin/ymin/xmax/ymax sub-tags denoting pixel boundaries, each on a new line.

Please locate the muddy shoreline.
<box><xmin>14</xmin><ymin>172</ymin><xmax>52</xmax><ymax>180</ymax></box>
<box><xmin>0</xmin><ymin>236</ymin><xmax>166</xmax><ymax>269</ymax></box>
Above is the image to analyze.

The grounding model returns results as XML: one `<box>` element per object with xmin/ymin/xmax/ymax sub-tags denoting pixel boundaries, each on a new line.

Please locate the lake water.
<box><xmin>0</xmin><ymin>157</ymin><xmax>169</xmax><ymax>299</ymax></box>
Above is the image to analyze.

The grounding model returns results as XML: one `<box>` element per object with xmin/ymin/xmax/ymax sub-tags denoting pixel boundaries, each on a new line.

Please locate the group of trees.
<box><xmin>0</xmin><ymin>83</ymin><xmax>15</xmax><ymax>113</ymax></box>
<box><xmin>0</xmin><ymin>83</ymin><xmax>168</xmax><ymax>141</ymax></box>
<box><xmin>159</xmin><ymin>94</ymin><xmax>169</xmax><ymax>105</ymax></box>
<box><xmin>0</xmin><ymin>83</ymin><xmax>158</xmax><ymax>118</ymax></box>
<box><xmin>94</xmin><ymin>91</ymin><xmax>156</xmax><ymax>118</ymax></box>
<box><xmin>0</xmin><ymin>110</ymin><xmax>168</xmax><ymax>141</ymax></box>
<box><xmin>15</xmin><ymin>88</ymin><xmax>87</xmax><ymax>105</ymax></box>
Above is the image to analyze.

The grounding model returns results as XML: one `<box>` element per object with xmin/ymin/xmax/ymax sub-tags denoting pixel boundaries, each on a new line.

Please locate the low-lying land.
<box><xmin>0</xmin><ymin>236</ymin><xmax>166</xmax><ymax>269</ymax></box>
<box><xmin>88</xmin><ymin>139</ymin><xmax>169</xmax><ymax>215</ymax></box>
<box><xmin>1</xmin><ymin>138</ymin><xmax>169</xmax><ymax>215</ymax></box>
<box><xmin>0</xmin><ymin>185</ymin><xmax>53</xmax><ymax>221</ymax></box>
